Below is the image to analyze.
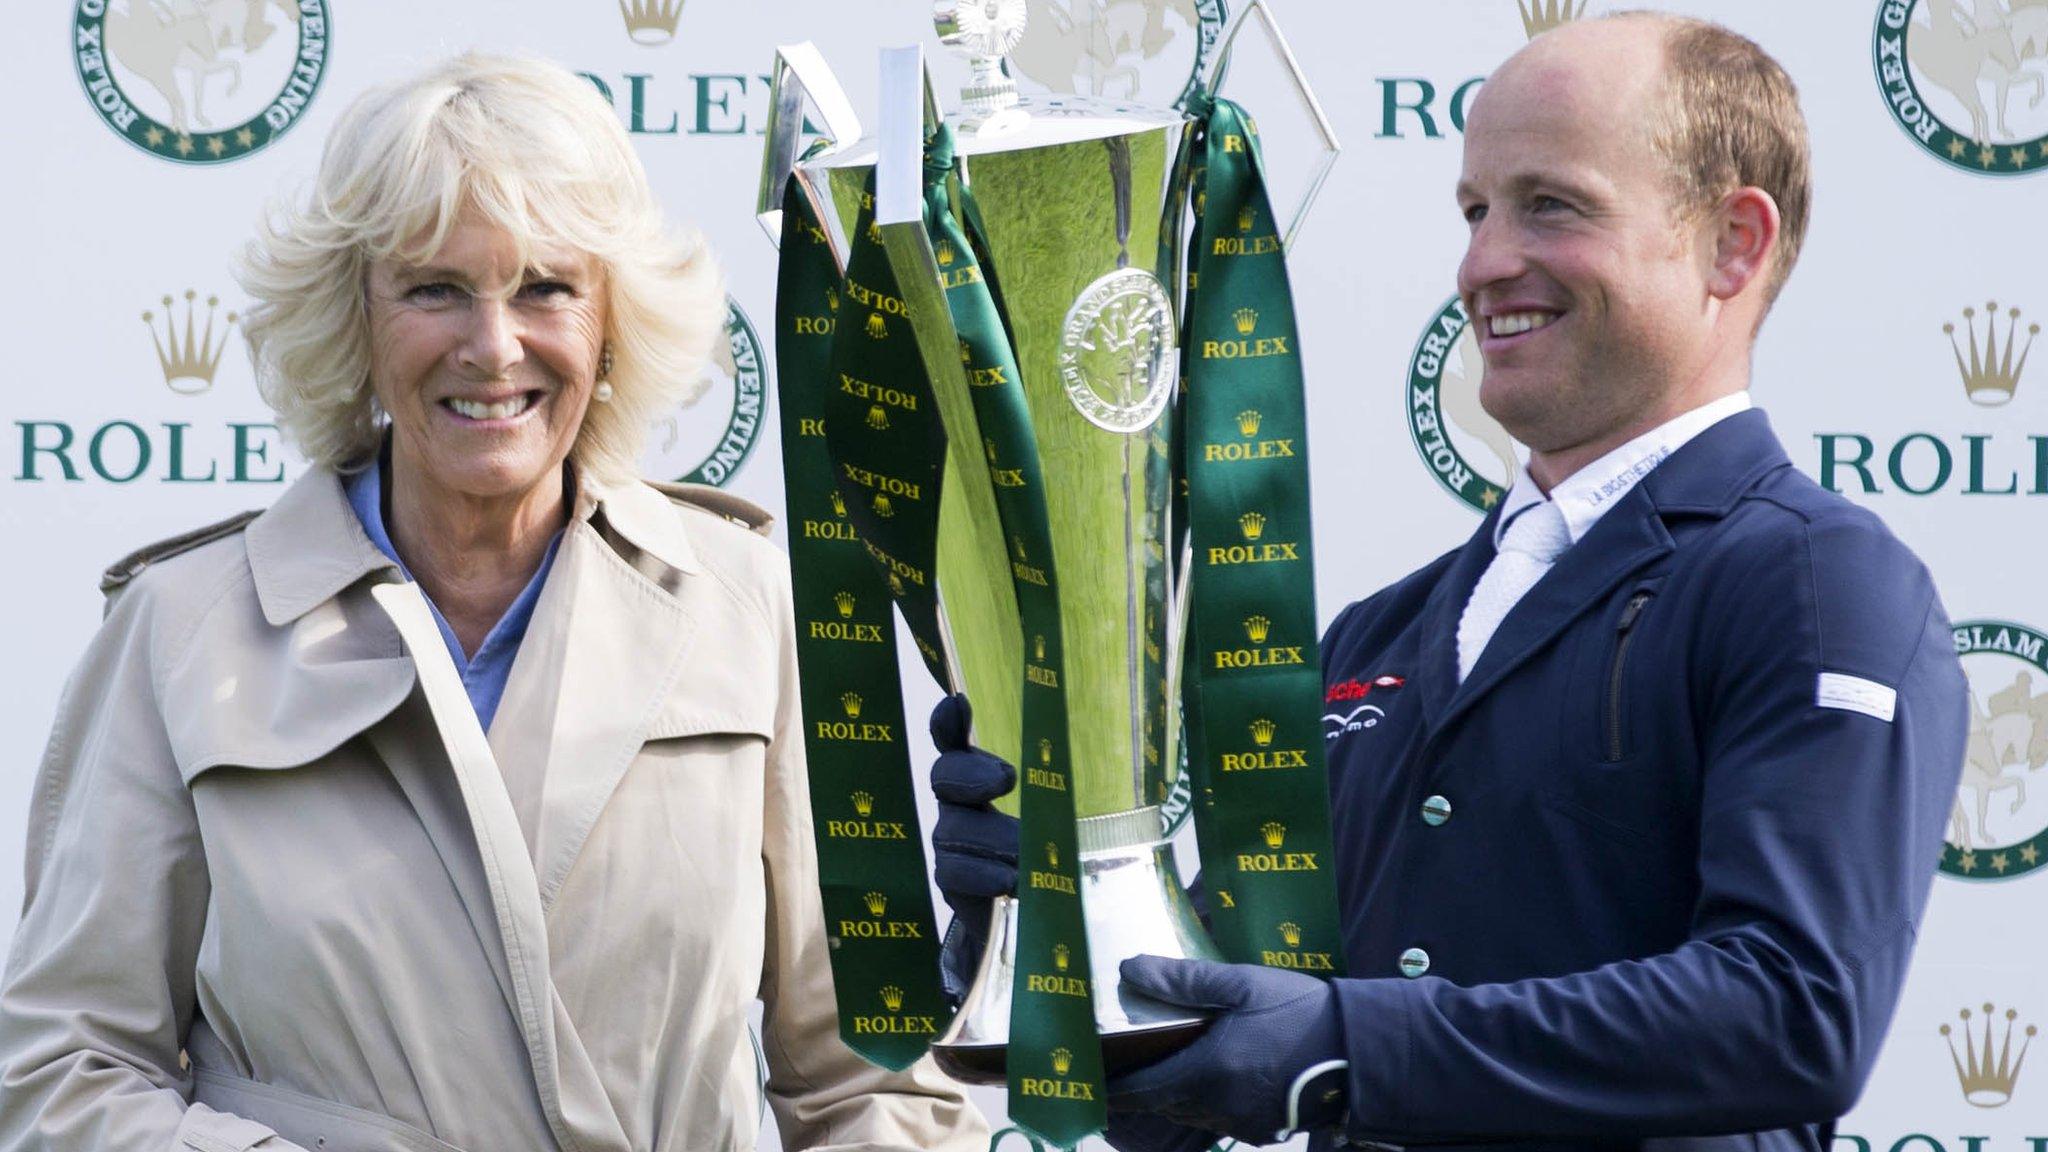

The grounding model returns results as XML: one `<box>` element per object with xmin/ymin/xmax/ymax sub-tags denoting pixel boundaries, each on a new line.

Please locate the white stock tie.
<box><xmin>1456</xmin><ymin>501</ymin><xmax>1572</xmax><ymax>683</ymax></box>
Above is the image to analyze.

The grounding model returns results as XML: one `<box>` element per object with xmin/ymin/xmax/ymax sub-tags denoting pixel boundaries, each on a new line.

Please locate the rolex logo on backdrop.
<box><xmin>1872</xmin><ymin>0</ymin><xmax>2048</xmax><ymax>176</ymax></box>
<box><xmin>1838</xmin><ymin>1000</ymin><xmax>2047</xmax><ymax>1149</ymax></box>
<box><xmin>1943</xmin><ymin>1003</ymin><xmax>2036</xmax><ymax>1108</ymax></box>
<box><xmin>14</xmin><ymin>286</ymin><xmax>287</xmax><ymax>486</ymax></box>
<box><xmin>1405</xmin><ymin>294</ymin><xmax>1523</xmax><ymax>512</ymax></box>
<box><xmin>616</xmin><ymin>0</ymin><xmax>683</xmax><ymax>45</ymax></box>
<box><xmin>1815</xmin><ymin>298</ymin><xmax>2044</xmax><ymax>499</ymax></box>
<box><xmin>640</xmin><ymin>300</ymin><xmax>766</xmax><ymax>488</ymax></box>
<box><xmin>1518</xmin><ymin>0</ymin><xmax>1589</xmax><ymax>38</ymax></box>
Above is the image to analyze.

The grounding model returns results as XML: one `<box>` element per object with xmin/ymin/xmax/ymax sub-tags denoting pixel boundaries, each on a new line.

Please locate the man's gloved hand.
<box><xmin>1108</xmin><ymin>956</ymin><xmax>1350</xmax><ymax>1146</ymax></box>
<box><xmin>929</xmin><ymin>694</ymin><xmax>1018</xmax><ymax>998</ymax></box>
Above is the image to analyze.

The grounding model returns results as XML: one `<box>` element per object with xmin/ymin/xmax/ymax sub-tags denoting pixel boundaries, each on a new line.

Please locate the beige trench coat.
<box><xmin>0</xmin><ymin>467</ymin><xmax>986</xmax><ymax>1152</ymax></box>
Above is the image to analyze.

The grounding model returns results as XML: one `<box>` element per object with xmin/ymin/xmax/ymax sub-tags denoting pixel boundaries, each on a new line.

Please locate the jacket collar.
<box><xmin>247</xmin><ymin>463</ymin><xmax>703</xmax><ymax>627</ymax></box>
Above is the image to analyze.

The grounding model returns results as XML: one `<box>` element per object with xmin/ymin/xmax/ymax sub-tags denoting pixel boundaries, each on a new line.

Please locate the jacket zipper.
<box><xmin>1605</xmin><ymin>591</ymin><xmax>1654</xmax><ymax>762</ymax></box>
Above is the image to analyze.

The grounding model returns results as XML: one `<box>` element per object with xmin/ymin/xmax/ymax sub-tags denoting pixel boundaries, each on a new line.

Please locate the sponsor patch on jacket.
<box><xmin>1324</xmin><ymin>674</ymin><xmax>1406</xmax><ymax>739</ymax></box>
<box><xmin>1815</xmin><ymin>671</ymin><xmax>1897</xmax><ymax>723</ymax></box>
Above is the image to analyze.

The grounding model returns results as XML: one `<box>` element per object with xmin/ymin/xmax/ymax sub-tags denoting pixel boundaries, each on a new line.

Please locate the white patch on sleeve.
<box><xmin>1816</xmin><ymin>672</ymin><xmax>1897</xmax><ymax>722</ymax></box>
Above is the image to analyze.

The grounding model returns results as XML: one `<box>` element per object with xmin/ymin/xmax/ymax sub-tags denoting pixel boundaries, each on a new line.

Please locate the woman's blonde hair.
<box><xmin>236</xmin><ymin>51</ymin><xmax>723</xmax><ymax>484</ymax></box>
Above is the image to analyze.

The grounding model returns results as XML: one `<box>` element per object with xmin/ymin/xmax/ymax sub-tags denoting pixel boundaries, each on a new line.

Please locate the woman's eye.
<box><xmin>520</xmin><ymin>280</ymin><xmax>575</xmax><ymax>301</ymax></box>
<box><xmin>405</xmin><ymin>282</ymin><xmax>461</xmax><ymax>304</ymax></box>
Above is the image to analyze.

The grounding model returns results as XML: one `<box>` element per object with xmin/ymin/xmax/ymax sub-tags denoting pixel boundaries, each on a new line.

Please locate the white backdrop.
<box><xmin>4</xmin><ymin>2</ymin><xmax>2044</xmax><ymax>1149</ymax></box>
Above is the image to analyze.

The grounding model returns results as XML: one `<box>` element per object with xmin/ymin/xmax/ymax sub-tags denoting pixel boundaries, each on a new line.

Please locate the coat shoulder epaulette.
<box><xmin>99</xmin><ymin>509</ymin><xmax>262</xmax><ymax>595</ymax></box>
<box><xmin>647</xmin><ymin>481</ymin><xmax>775</xmax><ymax>537</ymax></box>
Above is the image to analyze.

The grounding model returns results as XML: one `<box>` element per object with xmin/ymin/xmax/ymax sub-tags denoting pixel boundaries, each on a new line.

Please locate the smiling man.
<box><xmin>929</xmin><ymin>12</ymin><xmax>1970</xmax><ymax>1152</ymax></box>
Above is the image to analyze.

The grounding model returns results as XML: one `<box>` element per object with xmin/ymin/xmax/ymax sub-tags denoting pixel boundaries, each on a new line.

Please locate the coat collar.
<box><xmin>1410</xmin><ymin>407</ymin><xmax>1791</xmax><ymax>740</ymax></box>
<box><xmin>246</xmin><ymin>464</ymin><xmax>705</xmax><ymax>628</ymax></box>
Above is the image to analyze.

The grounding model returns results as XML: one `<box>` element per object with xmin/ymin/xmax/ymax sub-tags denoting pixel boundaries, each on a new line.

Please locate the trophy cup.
<box><xmin>759</xmin><ymin>3</ymin><xmax>1342</xmax><ymax>1129</ymax></box>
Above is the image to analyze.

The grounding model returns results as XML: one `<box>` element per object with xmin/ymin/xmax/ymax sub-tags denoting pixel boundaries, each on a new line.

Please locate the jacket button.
<box><xmin>1398</xmin><ymin>947</ymin><xmax>1431</xmax><ymax>978</ymax></box>
<box><xmin>1420</xmin><ymin>795</ymin><xmax>1452</xmax><ymax>826</ymax></box>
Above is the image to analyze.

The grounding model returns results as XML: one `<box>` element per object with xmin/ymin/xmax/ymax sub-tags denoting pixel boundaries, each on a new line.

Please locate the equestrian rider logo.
<box><xmin>1406</xmin><ymin>295</ymin><xmax>1523</xmax><ymax>513</ymax></box>
<box><xmin>644</xmin><ymin>300</ymin><xmax>767</xmax><ymax>488</ymax></box>
<box><xmin>74</xmin><ymin>0</ymin><xmax>329</xmax><ymax>165</ymax></box>
<box><xmin>1873</xmin><ymin>0</ymin><xmax>2048</xmax><ymax>175</ymax></box>
<box><xmin>1003</xmin><ymin>0</ymin><xmax>1228</xmax><ymax>110</ymax></box>
<box><xmin>1943</xmin><ymin>619</ymin><xmax>2048</xmax><ymax>880</ymax></box>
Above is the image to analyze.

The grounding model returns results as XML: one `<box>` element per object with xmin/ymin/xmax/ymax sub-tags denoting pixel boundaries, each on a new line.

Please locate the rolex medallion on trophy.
<box><xmin>760</xmin><ymin>1</ymin><xmax>1345</xmax><ymax>1142</ymax></box>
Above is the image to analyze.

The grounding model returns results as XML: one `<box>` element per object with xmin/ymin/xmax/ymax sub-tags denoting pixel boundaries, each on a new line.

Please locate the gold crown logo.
<box><xmin>1195</xmin><ymin>189</ymin><xmax>1208</xmax><ymax>215</ymax></box>
<box><xmin>851</xmin><ymin>789</ymin><xmax>874</xmax><ymax>815</ymax></box>
<box><xmin>865</xmin><ymin>312</ymin><xmax>888</xmax><ymax>340</ymax></box>
<box><xmin>1518</xmin><ymin>0</ymin><xmax>1588</xmax><ymax>38</ymax></box>
<box><xmin>1039</xmin><ymin>737</ymin><xmax>1053</xmax><ymax>766</ymax></box>
<box><xmin>829</xmin><ymin>490</ymin><xmax>847</xmax><ymax>517</ymax></box>
<box><xmin>1053</xmin><ymin>942</ymin><xmax>1070</xmax><ymax>971</ymax></box>
<box><xmin>984</xmin><ymin>437</ymin><xmax>999</xmax><ymax>463</ymax></box>
<box><xmin>866</xmin><ymin>404</ymin><xmax>890</xmax><ymax>431</ymax></box>
<box><xmin>1946</xmin><ymin>301</ymin><xmax>2036</xmax><ymax>407</ymax></box>
<box><xmin>959</xmin><ymin>339</ymin><xmax>974</xmax><ymax>364</ymax></box>
<box><xmin>842</xmin><ymin>694</ymin><xmax>865</xmax><ymax>720</ymax></box>
<box><xmin>935</xmin><ymin>238</ymin><xmax>956</xmax><ymax>266</ymax></box>
<box><xmin>1237</xmin><ymin>204</ymin><xmax>1255</xmax><ymax>233</ymax></box>
<box><xmin>1250</xmin><ymin>717</ymin><xmax>1277</xmax><ymax>747</ymax></box>
<box><xmin>1051</xmin><ymin>1047</ymin><xmax>1073</xmax><ymax>1076</ymax></box>
<box><xmin>835</xmin><ymin>591</ymin><xmax>857</xmax><ymax>619</ymax></box>
<box><xmin>143</xmin><ymin>290</ymin><xmax>237</xmax><ymax>395</ymax></box>
<box><xmin>1262</xmin><ymin>821</ymin><xmax>1286</xmax><ymax>848</ymax></box>
<box><xmin>826</xmin><ymin>288</ymin><xmax>839</xmax><ymax>313</ymax></box>
<box><xmin>1012</xmin><ymin>534</ymin><xmax>1028</xmax><ymax>562</ymax></box>
<box><xmin>1033</xmin><ymin>634</ymin><xmax>1046</xmax><ymax>661</ymax></box>
<box><xmin>618</xmin><ymin>0</ymin><xmax>684</xmax><ymax>44</ymax></box>
<box><xmin>880</xmin><ymin>984</ymin><xmax>905</xmax><ymax>1012</ymax></box>
<box><xmin>1278</xmin><ymin>921</ymin><xmax>1302</xmax><ymax>947</ymax></box>
<box><xmin>872</xmin><ymin>493</ymin><xmax>894</xmax><ymax>519</ymax></box>
<box><xmin>1239</xmin><ymin>511</ymin><xmax>1266</xmax><ymax>540</ymax></box>
<box><xmin>1045</xmin><ymin>841</ymin><xmax>1060</xmax><ymax>868</ymax></box>
<box><xmin>1234</xmin><ymin>307</ymin><xmax>1258</xmax><ymax>335</ymax></box>
<box><xmin>887</xmin><ymin>572</ymin><xmax>905</xmax><ymax>597</ymax></box>
<box><xmin>864</xmin><ymin>890</ymin><xmax>887</xmax><ymax>916</ymax></box>
<box><xmin>1237</xmin><ymin>409</ymin><xmax>1262</xmax><ymax>437</ymax></box>
<box><xmin>865</xmin><ymin>219</ymin><xmax>883</xmax><ymax>245</ymax></box>
<box><xmin>1942</xmin><ymin>1003</ymin><xmax>2035</xmax><ymax>1107</ymax></box>
<box><xmin>1245</xmin><ymin>615</ymin><xmax>1271</xmax><ymax>643</ymax></box>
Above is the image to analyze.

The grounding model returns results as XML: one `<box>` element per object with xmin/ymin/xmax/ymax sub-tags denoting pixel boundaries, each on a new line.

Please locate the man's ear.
<box><xmin>1703</xmin><ymin>186</ymin><xmax>1781</xmax><ymax>303</ymax></box>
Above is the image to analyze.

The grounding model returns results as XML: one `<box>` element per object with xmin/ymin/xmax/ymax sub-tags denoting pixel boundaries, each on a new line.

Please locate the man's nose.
<box><xmin>457</xmin><ymin>297</ymin><xmax>524</xmax><ymax>377</ymax></box>
<box><xmin>1456</xmin><ymin>214</ymin><xmax>1525</xmax><ymax>301</ymax></box>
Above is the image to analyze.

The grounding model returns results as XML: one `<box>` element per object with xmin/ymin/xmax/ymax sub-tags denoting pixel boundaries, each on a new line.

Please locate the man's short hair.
<box><xmin>1613</xmin><ymin>12</ymin><xmax>1813</xmax><ymax>308</ymax></box>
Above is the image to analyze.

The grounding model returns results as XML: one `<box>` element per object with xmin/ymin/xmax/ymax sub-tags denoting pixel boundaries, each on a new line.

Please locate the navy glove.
<box><xmin>929</xmin><ymin>694</ymin><xmax>1019</xmax><ymax>998</ymax></box>
<box><xmin>1108</xmin><ymin>955</ymin><xmax>1350</xmax><ymax>1146</ymax></box>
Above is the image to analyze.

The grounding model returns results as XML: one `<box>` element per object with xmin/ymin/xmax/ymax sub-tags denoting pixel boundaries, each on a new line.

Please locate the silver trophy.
<box><xmin>758</xmin><ymin>0</ymin><xmax>1336</xmax><ymax>1082</ymax></box>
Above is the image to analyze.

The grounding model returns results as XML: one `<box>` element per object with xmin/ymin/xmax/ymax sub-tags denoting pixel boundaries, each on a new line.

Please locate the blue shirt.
<box><xmin>344</xmin><ymin>456</ymin><xmax>562</xmax><ymax>732</ymax></box>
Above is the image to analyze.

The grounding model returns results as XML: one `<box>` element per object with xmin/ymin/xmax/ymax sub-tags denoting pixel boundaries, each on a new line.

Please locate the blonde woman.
<box><xmin>0</xmin><ymin>53</ymin><xmax>984</xmax><ymax>1152</ymax></box>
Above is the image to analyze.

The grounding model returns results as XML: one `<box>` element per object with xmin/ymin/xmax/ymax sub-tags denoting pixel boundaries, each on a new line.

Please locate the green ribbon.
<box><xmin>1178</xmin><ymin>96</ymin><xmax>1348</xmax><ymax>975</ymax></box>
<box><xmin>924</xmin><ymin>125</ymin><xmax>1106</xmax><ymax>1147</ymax></box>
<box><xmin>775</xmin><ymin>182</ymin><xmax>948</xmax><ymax>1069</ymax></box>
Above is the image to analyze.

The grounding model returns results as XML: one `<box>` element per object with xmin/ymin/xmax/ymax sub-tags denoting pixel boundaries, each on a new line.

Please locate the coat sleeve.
<box><xmin>1332</xmin><ymin>511</ymin><xmax>1969</xmax><ymax>1143</ymax></box>
<box><xmin>0</xmin><ymin>579</ymin><xmax>310</xmax><ymax>1152</ymax></box>
<box><xmin>754</xmin><ymin>565</ymin><xmax>990</xmax><ymax>1152</ymax></box>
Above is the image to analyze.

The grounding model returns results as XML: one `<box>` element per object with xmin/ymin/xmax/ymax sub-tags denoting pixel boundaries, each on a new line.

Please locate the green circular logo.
<box><xmin>645</xmin><ymin>298</ymin><xmax>767</xmax><ymax>488</ymax></box>
<box><xmin>1405</xmin><ymin>294</ymin><xmax>1516</xmax><ymax>514</ymax></box>
<box><xmin>73</xmin><ymin>0</ymin><xmax>329</xmax><ymax>165</ymax></box>
<box><xmin>1872</xmin><ymin>0</ymin><xmax>2048</xmax><ymax>176</ymax></box>
<box><xmin>1942</xmin><ymin>620</ymin><xmax>2048</xmax><ymax>881</ymax></box>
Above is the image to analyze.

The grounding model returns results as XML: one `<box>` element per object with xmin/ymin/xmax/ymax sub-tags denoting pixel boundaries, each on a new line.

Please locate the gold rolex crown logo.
<box><xmin>1237</xmin><ymin>205</ymin><xmax>1255</xmax><ymax>233</ymax></box>
<box><xmin>1234</xmin><ymin>307</ymin><xmax>1259</xmax><ymax>335</ymax></box>
<box><xmin>826</xmin><ymin>288</ymin><xmax>839</xmax><ymax>313</ymax></box>
<box><xmin>1250</xmin><ymin>717</ymin><xmax>1277</xmax><ymax>747</ymax></box>
<box><xmin>872</xmin><ymin>492</ymin><xmax>894</xmax><ymax>518</ymax></box>
<box><xmin>959</xmin><ymin>339</ymin><xmax>973</xmax><ymax>364</ymax></box>
<box><xmin>880</xmin><ymin>984</ymin><xmax>905</xmax><ymax>1012</ymax></box>
<box><xmin>842</xmin><ymin>693</ymin><xmax>865</xmax><ymax>720</ymax></box>
<box><xmin>865</xmin><ymin>219</ymin><xmax>882</xmax><ymax>245</ymax></box>
<box><xmin>143</xmin><ymin>290</ymin><xmax>238</xmax><ymax>395</ymax></box>
<box><xmin>1946</xmin><ymin>301</ymin><xmax>2036</xmax><ymax>407</ymax></box>
<box><xmin>851</xmin><ymin>789</ymin><xmax>874</xmax><ymax>815</ymax></box>
<box><xmin>829</xmin><ymin>490</ymin><xmax>847</xmax><ymax>516</ymax></box>
<box><xmin>1051</xmin><ymin>1047</ymin><xmax>1073</xmax><ymax>1076</ymax></box>
<box><xmin>835</xmin><ymin>591</ymin><xmax>857</xmax><ymax>619</ymax></box>
<box><xmin>1278</xmin><ymin>921</ymin><xmax>1302</xmax><ymax>947</ymax></box>
<box><xmin>1262</xmin><ymin>820</ymin><xmax>1287</xmax><ymax>848</ymax></box>
<box><xmin>864</xmin><ymin>890</ymin><xmax>887</xmax><ymax>916</ymax></box>
<box><xmin>1941</xmin><ymin>1002</ymin><xmax>2035</xmax><ymax>1107</ymax></box>
<box><xmin>1245</xmin><ymin>614</ymin><xmax>1271</xmax><ymax>643</ymax></box>
<box><xmin>1038</xmin><ymin>737</ymin><xmax>1053</xmax><ymax>765</ymax></box>
<box><xmin>618</xmin><ymin>0</ymin><xmax>685</xmax><ymax>44</ymax></box>
<box><xmin>935</xmin><ymin>238</ymin><xmax>956</xmax><ymax>266</ymax></box>
<box><xmin>866</xmin><ymin>404</ymin><xmax>890</xmax><ymax>430</ymax></box>
<box><xmin>1053</xmin><ymin>942</ymin><xmax>1070</xmax><ymax>971</ymax></box>
<box><xmin>1045</xmin><ymin>841</ymin><xmax>1060</xmax><ymax>868</ymax></box>
<box><xmin>887</xmin><ymin>572</ymin><xmax>905</xmax><ymax>597</ymax></box>
<box><xmin>1518</xmin><ymin>0</ymin><xmax>1589</xmax><ymax>38</ymax></box>
<box><xmin>1239</xmin><ymin>511</ymin><xmax>1267</xmax><ymax>540</ymax></box>
<box><xmin>1012</xmin><ymin>534</ymin><xmax>1028</xmax><ymax>561</ymax></box>
<box><xmin>1237</xmin><ymin>409</ymin><xmax>1262</xmax><ymax>437</ymax></box>
<box><xmin>984</xmin><ymin>437</ymin><xmax>999</xmax><ymax>463</ymax></box>
<box><xmin>865</xmin><ymin>312</ymin><xmax>888</xmax><ymax>339</ymax></box>
<box><xmin>1033</xmin><ymin>634</ymin><xmax>1047</xmax><ymax>661</ymax></box>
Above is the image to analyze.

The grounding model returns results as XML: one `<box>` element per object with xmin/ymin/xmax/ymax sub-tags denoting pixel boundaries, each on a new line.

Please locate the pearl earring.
<box><xmin>594</xmin><ymin>345</ymin><xmax>614</xmax><ymax>403</ymax></box>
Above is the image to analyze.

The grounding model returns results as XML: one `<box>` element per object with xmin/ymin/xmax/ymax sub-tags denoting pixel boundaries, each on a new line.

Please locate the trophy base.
<box><xmin>929</xmin><ymin>807</ymin><xmax>1221</xmax><ymax>1085</ymax></box>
